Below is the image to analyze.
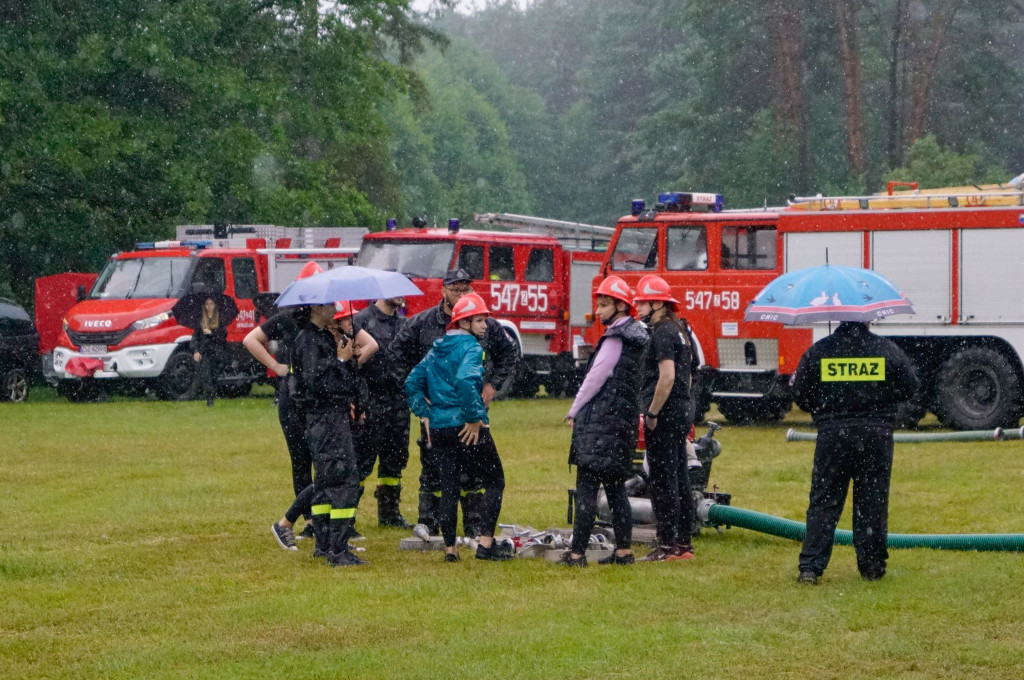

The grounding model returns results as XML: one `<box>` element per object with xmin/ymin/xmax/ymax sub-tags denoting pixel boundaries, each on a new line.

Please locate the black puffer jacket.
<box><xmin>569</xmin><ymin>317</ymin><xmax>650</xmax><ymax>475</ymax></box>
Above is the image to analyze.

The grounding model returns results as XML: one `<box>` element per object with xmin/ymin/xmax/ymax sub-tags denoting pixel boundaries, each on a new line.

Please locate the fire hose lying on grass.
<box><xmin>786</xmin><ymin>427</ymin><xmax>1024</xmax><ymax>443</ymax></box>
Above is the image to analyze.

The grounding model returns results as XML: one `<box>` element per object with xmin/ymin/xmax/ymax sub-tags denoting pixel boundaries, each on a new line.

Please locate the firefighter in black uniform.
<box><xmin>389</xmin><ymin>268</ymin><xmax>519</xmax><ymax>535</ymax></box>
<box><xmin>353</xmin><ymin>296</ymin><xmax>413</xmax><ymax>529</ymax></box>
<box><xmin>292</xmin><ymin>302</ymin><xmax>368</xmax><ymax>567</ymax></box>
<box><xmin>792</xmin><ymin>321</ymin><xmax>918</xmax><ymax>584</ymax></box>
<box><xmin>560</xmin><ymin>275</ymin><xmax>650</xmax><ymax>567</ymax></box>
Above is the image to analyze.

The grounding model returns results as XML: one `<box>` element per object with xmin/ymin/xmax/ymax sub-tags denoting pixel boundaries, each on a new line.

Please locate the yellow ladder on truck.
<box><xmin>788</xmin><ymin>173</ymin><xmax>1024</xmax><ymax>211</ymax></box>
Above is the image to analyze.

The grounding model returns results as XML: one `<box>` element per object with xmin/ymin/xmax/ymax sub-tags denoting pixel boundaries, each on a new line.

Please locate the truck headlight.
<box><xmin>131</xmin><ymin>312</ymin><xmax>171</xmax><ymax>331</ymax></box>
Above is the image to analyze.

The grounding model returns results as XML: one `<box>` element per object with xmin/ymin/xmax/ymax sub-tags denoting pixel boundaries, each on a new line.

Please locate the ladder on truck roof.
<box><xmin>474</xmin><ymin>213</ymin><xmax>613</xmax><ymax>251</ymax></box>
<box><xmin>789</xmin><ymin>173</ymin><xmax>1024</xmax><ymax>211</ymax></box>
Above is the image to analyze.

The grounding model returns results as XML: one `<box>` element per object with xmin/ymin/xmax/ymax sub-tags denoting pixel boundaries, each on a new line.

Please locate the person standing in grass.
<box><xmin>560</xmin><ymin>276</ymin><xmax>649</xmax><ymax>567</ymax></box>
<box><xmin>405</xmin><ymin>293</ymin><xmax>510</xmax><ymax>563</ymax></box>
<box><xmin>192</xmin><ymin>297</ymin><xmax>227</xmax><ymax>407</ymax></box>
<box><xmin>291</xmin><ymin>300</ymin><xmax>377</xmax><ymax>567</ymax></box>
<box><xmin>791</xmin><ymin>321</ymin><xmax>917</xmax><ymax>584</ymax></box>
<box><xmin>634</xmin><ymin>274</ymin><xmax>698</xmax><ymax>562</ymax></box>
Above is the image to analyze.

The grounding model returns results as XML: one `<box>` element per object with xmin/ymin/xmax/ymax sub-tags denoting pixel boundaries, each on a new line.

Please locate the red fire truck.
<box><xmin>357</xmin><ymin>215</ymin><xmax>611</xmax><ymax>397</ymax></box>
<box><xmin>587</xmin><ymin>178</ymin><xmax>1024</xmax><ymax>430</ymax></box>
<box><xmin>46</xmin><ymin>225</ymin><xmax>363</xmax><ymax>401</ymax></box>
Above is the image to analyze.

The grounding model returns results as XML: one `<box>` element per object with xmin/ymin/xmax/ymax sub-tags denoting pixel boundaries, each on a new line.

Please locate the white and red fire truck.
<box><xmin>45</xmin><ymin>225</ymin><xmax>364</xmax><ymax>401</ymax></box>
<box><xmin>357</xmin><ymin>215</ymin><xmax>611</xmax><ymax>397</ymax></box>
<box><xmin>586</xmin><ymin>177</ymin><xmax>1024</xmax><ymax>430</ymax></box>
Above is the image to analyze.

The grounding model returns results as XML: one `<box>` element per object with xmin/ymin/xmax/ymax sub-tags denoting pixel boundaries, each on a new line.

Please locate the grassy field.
<box><xmin>3</xmin><ymin>388</ymin><xmax>1024</xmax><ymax>679</ymax></box>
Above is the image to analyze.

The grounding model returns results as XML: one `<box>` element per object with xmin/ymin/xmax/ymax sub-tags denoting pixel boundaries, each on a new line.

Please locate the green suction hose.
<box><xmin>786</xmin><ymin>428</ymin><xmax>1009</xmax><ymax>443</ymax></box>
<box><xmin>704</xmin><ymin>502</ymin><xmax>1024</xmax><ymax>552</ymax></box>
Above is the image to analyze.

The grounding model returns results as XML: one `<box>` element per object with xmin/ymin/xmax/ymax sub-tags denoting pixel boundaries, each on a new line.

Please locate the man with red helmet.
<box><xmin>405</xmin><ymin>293</ymin><xmax>510</xmax><ymax>563</ymax></box>
<box><xmin>634</xmin><ymin>274</ymin><xmax>698</xmax><ymax>561</ymax></box>
<box><xmin>559</xmin><ymin>276</ymin><xmax>649</xmax><ymax>567</ymax></box>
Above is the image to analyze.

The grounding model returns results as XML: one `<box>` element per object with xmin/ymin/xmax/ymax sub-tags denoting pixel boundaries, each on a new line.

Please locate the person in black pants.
<box><xmin>192</xmin><ymin>297</ymin><xmax>227</xmax><ymax>407</ymax></box>
<box><xmin>291</xmin><ymin>301</ymin><xmax>375</xmax><ymax>567</ymax></box>
<box><xmin>405</xmin><ymin>293</ymin><xmax>509</xmax><ymax>563</ymax></box>
<box><xmin>792</xmin><ymin>321</ymin><xmax>918</xmax><ymax>584</ymax></box>
<box><xmin>389</xmin><ymin>268</ymin><xmax>518</xmax><ymax>535</ymax></box>
<box><xmin>560</xmin><ymin>276</ymin><xmax>649</xmax><ymax>567</ymax></box>
<box><xmin>353</xmin><ymin>296</ymin><xmax>412</xmax><ymax>529</ymax></box>
<box><xmin>634</xmin><ymin>275</ymin><xmax>697</xmax><ymax>562</ymax></box>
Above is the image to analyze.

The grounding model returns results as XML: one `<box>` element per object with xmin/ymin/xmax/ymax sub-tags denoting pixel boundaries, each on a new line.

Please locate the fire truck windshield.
<box><xmin>89</xmin><ymin>257</ymin><xmax>191</xmax><ymax>300</ymax></box>
<box><xmin>357</xmin><ymin>240</ymin><xmax>456</xmax><ymax>279</ymax></box>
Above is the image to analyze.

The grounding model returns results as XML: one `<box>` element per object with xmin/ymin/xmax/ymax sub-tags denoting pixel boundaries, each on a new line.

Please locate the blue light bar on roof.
<box><xmin>657</xmin><ymin>192</ymin><xmax>724</xmax><ymax>213</ymax></box>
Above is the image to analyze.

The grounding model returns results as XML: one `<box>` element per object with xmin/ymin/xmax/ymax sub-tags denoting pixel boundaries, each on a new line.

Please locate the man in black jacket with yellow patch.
<box><xmin>389</xmin><ymin>268</ymin><xmax>519</xmax><ymax>534</ymax></box>
<box><xmin>792</xmin><ymin>321</ymin><xmax>918</xmax><ymax>584</ymax></box>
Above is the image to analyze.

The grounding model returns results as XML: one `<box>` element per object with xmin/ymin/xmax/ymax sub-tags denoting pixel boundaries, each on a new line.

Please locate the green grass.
<box><xmin>3</xmin><ymin>390</ymin><xmax>1024</xmax><ymax>679</ymax></box>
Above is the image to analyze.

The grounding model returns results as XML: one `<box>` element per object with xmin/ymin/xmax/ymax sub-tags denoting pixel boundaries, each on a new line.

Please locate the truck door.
<box><xmin>230</xmin><ymin>257</ymin><xmax>259</xmax><ymax>338</ymax></box>
<box><xmin>714</xmin><ymin>223</ymin><xmax>778</xmax><ymax>373</ymax></box>
<box><xmin>664</xmin><ymin>223</ymin><xmax>715</xmax><ymax>352</ymax></box>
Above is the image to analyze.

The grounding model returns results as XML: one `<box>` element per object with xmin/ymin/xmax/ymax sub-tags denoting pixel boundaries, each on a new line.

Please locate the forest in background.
<box><xmin>3</xmin><ymin>0</ymin><xmax>1023</xmax><ymax>303</ymax></box>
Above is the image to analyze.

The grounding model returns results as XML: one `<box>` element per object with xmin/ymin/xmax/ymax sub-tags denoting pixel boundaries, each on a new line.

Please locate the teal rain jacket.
<box><xmin>405</xmin><ymin>331</ymin><xmax>489</xmax><ymax>429</ymax></box>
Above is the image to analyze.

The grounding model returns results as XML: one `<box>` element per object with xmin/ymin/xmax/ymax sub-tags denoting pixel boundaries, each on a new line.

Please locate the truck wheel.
<box><xmin>2</xmin><ymin>368</ymin><xmax>28</xmax><ymax>403</ymax></box>
<box><xmin>157</xmin><ymin>351</ymin><xmax>198</xmax><ymax>401</ymax></box>
<box><xmin>933</xmin><ymin>347</ymin><xmax>1022</xmax><ymax>430</ymax></box>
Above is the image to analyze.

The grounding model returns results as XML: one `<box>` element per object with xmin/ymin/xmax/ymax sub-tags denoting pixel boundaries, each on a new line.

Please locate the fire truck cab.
<box><xmin>593</xmin><ymin>180</ymin><xmax>1024</xmax><ymax>430</ymax></box>
<box><xmin>358</xmin><ymin>217</ymin><xmax>607</xmax><ymax>397</ymax></box>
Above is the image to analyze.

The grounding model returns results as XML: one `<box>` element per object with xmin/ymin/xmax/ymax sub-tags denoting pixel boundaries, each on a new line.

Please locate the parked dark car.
<box><xmin>0</xmin><ymin>298</ymin><xmax>40</xmax><ymax>402</ymax></box>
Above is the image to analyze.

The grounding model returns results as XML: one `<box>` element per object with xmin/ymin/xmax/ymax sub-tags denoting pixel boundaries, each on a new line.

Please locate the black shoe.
<box><xmin>861</xmin><ymin>570</ymin><xmax>885</xmax><ymax>582</ymax></box>
<box><xmin>556</xmin><ymin>551</ymin><xmax>588</xmax><ymax>567</ymax></box>
<box><xmin>797</xmin><ymin>571</ymin><xmax>819</xmax><ymax>585</ymax></box>
<box><xmin>598</xmin><ymin>552</ymin><xmax>634</xmax><ymax>565</ymax></box>
<box><xmin>639</xmin><ymin>546</ymin><xmax>674</xmax><ymax>562</ymax></box>
<box><xmin>476</xmin><ymin>542</ymin><xmax>514</xmax><ymax>562</ymax></box>
<box><xmin>312</xmin><ymin>547</ymin><xmax>329</xmax><ymax>560</ymax></box>
<box><xmin>271</xmin><ymin>522</ymin><xmax>298</xmax><ymax>551</ymax></box>
<box><xmin>296</xmin><ymin>524</ymin><xmax>315</xmax><ymax>540</ymax></box>
<box><xmin>206</xmin><ymin>398</ymin><xmax>214</xmax><ymax>407</ymax></box>
<box><xmin>444</xmin><ymin>553</ymin><xmax>460</xmax><ymax>563</ymax></box>
<box><xmin>328</xmin><ymin>549</ymin><xmax>369</xmax><ymax>567</ymax></box>
<box><xmin>348</xmin><ymin>527</ymin><xmax>365</xmax><ymax>542</ymax></box>
<box><xmin>379</xmin><ymin>515</ymin><xmax>413</xmax><ymax>530</ymax></box>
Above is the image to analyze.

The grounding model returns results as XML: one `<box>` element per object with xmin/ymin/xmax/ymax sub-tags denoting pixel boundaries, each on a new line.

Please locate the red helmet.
<box><xmin>447</xmin><ymin>292</ymin><xmax>490</xmax><ymax>329</ymax></box>
<box><xmin>333</xmin><ymin>300</ymin><xmax>353</xmax><ymax>320</ymax></box>
<box><xmin>295</xmin><ymin>261</ymin><xmax>324</xmax><ymax>281</ymax></box>
<box><xmin>595</xmin><ymin>275</ymin><xmax>634</xmax><ymax>310</ymax></box>
<box><xmin>633</xmin><ymin>275</ymin><xmax>678</xmax><ymax>306</ymax></box>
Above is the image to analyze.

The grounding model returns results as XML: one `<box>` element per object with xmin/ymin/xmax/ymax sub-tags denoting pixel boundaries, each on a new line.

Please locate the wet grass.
<box><xmin>2</xmin><ymin>391</ymin><xmax>1024</xmax><ymax>679</ymax></box>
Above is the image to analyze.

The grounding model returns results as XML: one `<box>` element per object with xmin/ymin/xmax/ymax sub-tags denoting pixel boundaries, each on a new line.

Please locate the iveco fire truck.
<box><xmin>588</xmin><ymin>176</ymin><xmax>1024</xmax><ymax>430</ymax></box>
<box><xmin>357</xmin><ymin>215</ymin><xmax>611</xmax><ymax>397</ymax></box>
<box><xmin>48</xmin><ymin>225</ymin><xmax>364</xmax><ymax>401</ymax></box>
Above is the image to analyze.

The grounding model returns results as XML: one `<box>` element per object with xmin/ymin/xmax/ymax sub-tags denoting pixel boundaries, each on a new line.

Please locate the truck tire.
<box><xmin>933</xmin><ymin>347</ymin><xmax>1022</xmax><ymax>430</ymax></box>
<box><xmin>157</xmin><ymin>350</ymin><xmax>199</xmax><ymax>401</ymax></box>
<box><xmin>2</xmin><ymin>368</ymin><xmax>28</xmax><ymax>403</ymax></box>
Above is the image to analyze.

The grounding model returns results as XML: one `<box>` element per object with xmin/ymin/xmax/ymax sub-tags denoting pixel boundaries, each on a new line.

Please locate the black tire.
<box><xmin>717</xmin><ymin>397</ymin><xmax>791</xmax><ymax>425</ymax></box>
<box><xmin>157</xmin><ymin>350</ymin><xmax>199</xmax><ymax>401</ymax></box>
<box><xmin>2</xmin><ymin>368</ymin><xmax>28</xmax><ymax>403</ymax></box>
<box><xmin>933</xmin><ymin>347</ymin><xmax>1022</xmax><ymax>430</ymax></box>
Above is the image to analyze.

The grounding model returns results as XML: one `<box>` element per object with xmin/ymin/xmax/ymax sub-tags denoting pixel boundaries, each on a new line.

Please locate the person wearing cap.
<box><xmin>634</xmin><ymin>274</ymin><xmax>698</xmax><ymax>562</ymax></box>
<box><xmin>389</xmin><ymin>268</ymin><xmax>519</xmax><ymax>536</ymax></box>
<box><xmin>352</xmin><ymin>296</ymin><xmax>413</xmax><ymax>530</ymax></box>
<box><xmin>244</xmin><ymin>261</ymin><xmax>320</xmax><ymax>546</ymax></box>
<box><xmin>290</xmin><ymin>300</ymin><xmax>377</xmax><ymax>566</ymax></box>
<box><xmin>559</xmin><ymin>276</ymin><xmax>650</xmax><ymax>567</ymax></box>
<box><xmin>405</xmin><ymin>293</ymin><xmax>510</xmax><ymax>563</ymax></box>
<box><xmin>791</xmin><ymin>321</ymin><xmax>917</xmax><ymax>584</ymax></box>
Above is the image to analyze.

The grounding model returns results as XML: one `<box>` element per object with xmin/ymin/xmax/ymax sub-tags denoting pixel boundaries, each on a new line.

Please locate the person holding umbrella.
<box><xmin>192</xmin><ymin>297</ymin><xmax>228</xmax><ymax>407</ymax></box>
<box><xmin>560</xmin><ymin>276</ymin><xmax>649</xmax><ymax>567</ymax></box>
<box><xmin>633</xmin><ymin>274</ymin><xmax>697</xmax><ymax>562</ymax></box>
<box><xmin>405</xmin><ymin>293</ymin><xmax>510</xmax><ymax>563</ymax></box>
<box><xmin>745</xmin><ymin>263</ymin><xmax>918</xmax><ymax>584</ymax></box>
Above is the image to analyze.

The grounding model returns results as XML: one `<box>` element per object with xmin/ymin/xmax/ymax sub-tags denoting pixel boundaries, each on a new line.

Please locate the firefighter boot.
<box><xmin>328</xmin><ymin>518</ymin><xmax>368</xmax><ymax>567</ymax></box>
<box><xmin>460</xmin><ymin>489</ymin><xmax>485</xmax><ymax>538</ymax></box>
<box><xmin>375</xmin><ymin>484</ymin><xmax>412</xmax><ymax>529</ymax></box>
<box><xmin>311</xmin><ymin>513</ymin><xmax>331</xmax><ymax>560</ymax></box>
<box><xmin>417</xmin><ymin>491</ymin><xmax>441</xmax><ymax>535</ymax></box>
